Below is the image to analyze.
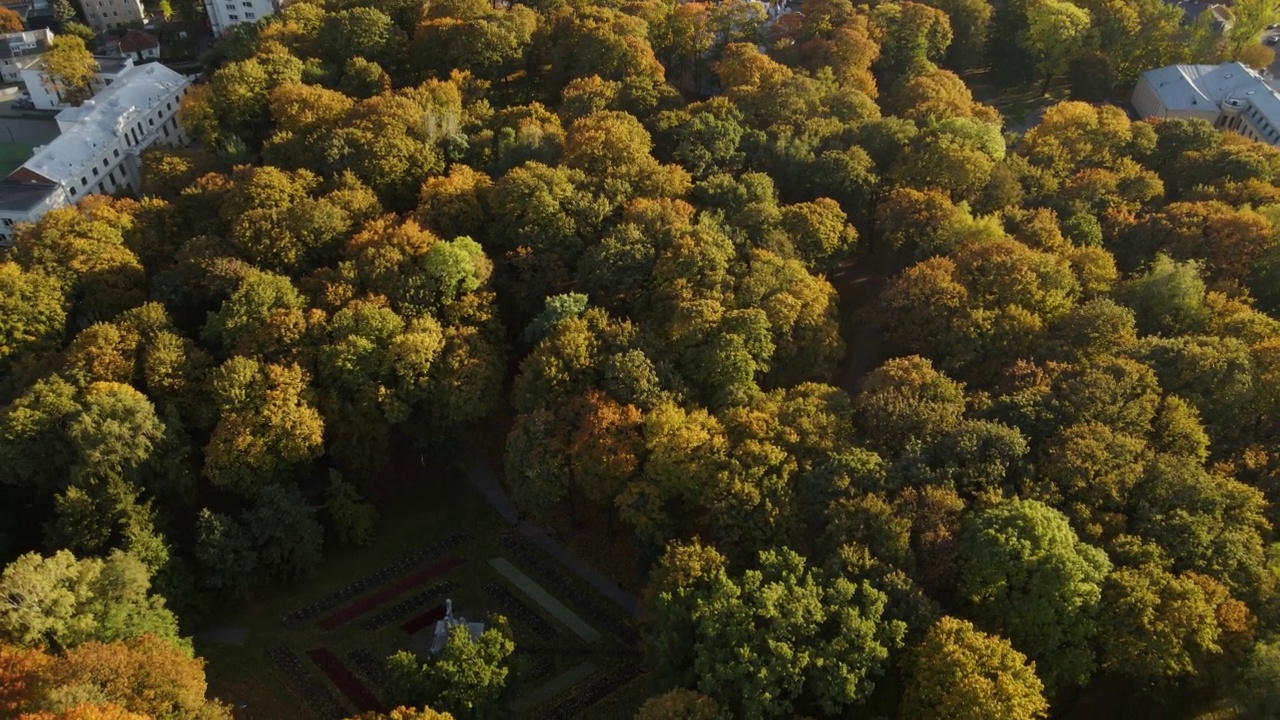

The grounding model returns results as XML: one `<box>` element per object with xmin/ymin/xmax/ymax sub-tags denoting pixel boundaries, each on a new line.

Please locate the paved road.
<box><xmin>463</xmin><ymin>441</ymin><xmax>641</xmax><ymax>618</ymax></box>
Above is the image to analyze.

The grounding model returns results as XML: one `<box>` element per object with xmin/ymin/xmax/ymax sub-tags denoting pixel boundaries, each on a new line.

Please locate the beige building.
<box><xmin>82</xmin><ymin>0</ymin><xmax>146</xmax><ymax>32</ymax></box>
<box><xmin>1133</xmin><ymin>62</ymin><xmax>1280</xmax><ymax>146</ymax></box>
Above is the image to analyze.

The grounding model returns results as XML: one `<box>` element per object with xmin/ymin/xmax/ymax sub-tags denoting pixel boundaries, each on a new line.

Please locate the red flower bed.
<box><xmin>306</xmin><ymin>646</ymin><xmax>384</xmax><ymax>713</ymax></box>
<box><xmin>318</xmin><ymin>556</ymin><xmax>465</xmax><ymax>630</ymax></box>
<box><xmin>400</xmin><ymin>604</ymin><xmax>447</xmax><ymax>634</ymax></box>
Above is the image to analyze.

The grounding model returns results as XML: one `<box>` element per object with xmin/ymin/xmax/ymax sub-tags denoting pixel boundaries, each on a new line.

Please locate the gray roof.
<box><xmin>0</xmin><ymin>180</ymin><xmax>57</xmax><ymax>213</ymax></box>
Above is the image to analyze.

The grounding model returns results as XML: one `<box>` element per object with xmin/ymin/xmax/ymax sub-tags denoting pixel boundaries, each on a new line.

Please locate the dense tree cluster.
<box><xmin>3</xmin><ymin>0</ymin><xmax>1280</xmax><ymax>716</ymax></box>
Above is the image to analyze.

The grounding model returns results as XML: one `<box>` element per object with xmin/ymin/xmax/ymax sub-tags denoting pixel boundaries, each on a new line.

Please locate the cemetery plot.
<box><xmin>306</xmin><ymin>647</ymin><xmax>384</xmax><ymax>714</ymax></box>
<box><xmin>206</xmin><ymin>481</ymin><xmax>642</xmax><ymax>719</ymax></box>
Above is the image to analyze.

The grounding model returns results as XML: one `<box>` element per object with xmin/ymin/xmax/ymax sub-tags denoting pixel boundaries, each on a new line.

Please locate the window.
<box><xmin>70</xmin><ymin>187</ymin><xmax>77</xmax><ymax>196</ymax></box>
<box><xmin>80</xmin><ymin>177</ymin><xmax>87</xmax><ymax>187</ymax></box>
<box><xmin>2</xmin><ymin>218</ymin><xmax>12</xmax><ymax>227</ymax></box>
<box><xmin>166</xmin><ymin>102</ymin><xmax>171</xmax><ymax>111</ymax></box>
<box><xmin>148</xmin><ymin>118</ymin><xmax>154</xmax><ymax>126</ymax></box>
<box><xmin>225</xmin><ymin>2</ymin><xmax>234</xmax><ymax>7</ymax></box>
<box><xmin>92</xmin><ymin>167</ymin><xmax>98</xmax><ymax>177</ymax></box>
<box><xmin>228</xmin><ymin>13</ymin><xmax>238</xmax><ymax>19</ymax></box>
<box><xmin>242</xmin><ymin>1</ymin><xmax>251</xmax><ymax>6</ymax></box>
<box><xmin>245</xmin><ymin>11</ymin><xmax>254</xmax><ymax>17</ymax></box>
<box><xmin>113</xmin><ymin>149</ymin><xmax>119</xmax><ymax>158</ymax></box>
<box><xmin>102</xmin><ymin>158</ymin><xmax>108</xmax><ymax>167</ymax></box>
<box><xmin>158</xmin><ymin>110</ymin><xmax>164</xmax><ymax>118</ymax></box>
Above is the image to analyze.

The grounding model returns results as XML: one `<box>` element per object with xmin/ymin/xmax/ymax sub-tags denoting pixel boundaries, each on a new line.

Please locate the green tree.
<box><xmin>635</xmin><ymin>688</ymin><xmax>720</xmax><ymax>720</ymax></box>
<box><xmin>0</xmin><ymin>262</ymin><xmax>66</xmax><ymax>383</ymax></box>
<box><xmin>1225</xmin><ymin>0</ymin><xmax>1280</xmax><ymax>56</ymax></box>
<box><xmin>1097</xmin><ymin>562</ymin><xmax>1223</xmax><ymax>682</ymax></box>
<box><xmin>243</xmin><ymin>484</ymin><xmax>323</xmax><ymax>582</ymax></box>
<box><xmin>958</xmin><ymin>498</ymin><xmax>1111</xmax><ymax>692</ymax></box>
<box><xmin>52</xmin><ymin>0</ymin><xmax>77</xmax><ymax>26</ymax></box>
<box><xmin>192</xmin><ymin>509</ymin><xmax>259</xmax><ymax>599</ymax></box>
<box><xmin>900</xmin><ymin>616</ymin><xmax>1049</xmax><ymax>720</ymax></box>
<box><xmin>852</xmin><ymin>356</ymin><xmax>968</xmax><ymax>457</ymax></box>
<box><xmin>386</xmin><ymin>621</ymin><xmax>515</xmax><ymax>716</ymax></box>
<box><xmin>0</xmin><ymin>550</ymin><xmax>183</xmax><ymax>652</ymax></box>
<box><xmin>1231</xmin><ymin>638</ymin><xmax>1280</xmax><ymax>719</ymax></box>
<box><xmin>1021</xmin><ymin>0</ymin><xmax>1092</xmax><ymax>94</ymax></box>
<box><xmin>325</xmin><ymin>470</ymin><xmax>378</xmax><ymax>547</ymax></box>
<box><xmin>647</xmin><ymin>543</ymin><xmax>904</xmax><ymax>718</ymax></box>
<box><xmin>203</xmin><ymin>358</ymin><xmax>325</xmax><ymax>496</ymax></box>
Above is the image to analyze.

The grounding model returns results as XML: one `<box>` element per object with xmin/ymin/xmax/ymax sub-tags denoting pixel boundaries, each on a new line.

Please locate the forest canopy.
<box><xmin>3</xmin><ymin>0</ymin><xmax>1280</xmax><ymax>716</ymax></box>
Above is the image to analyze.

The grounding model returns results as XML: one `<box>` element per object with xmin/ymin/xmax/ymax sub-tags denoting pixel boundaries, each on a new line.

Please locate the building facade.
<box><xmin>1133</xmin><ymin>62</ymin><xmax>1280</xmax><ymax>146</ymax></box>
<box><xmin>0</xmin><ymin>28</ymin><xmax>50</xmax><ymax>83</ymax></box>
<box><xmin>20</xmin><ymin>54</ymin><xmax>132</xmax><ymax>109</ymax></box>
<box><xmin>0</xmin><ymin>61</ymin><xmax>192</xmax><ymax>246</ymax></box>
<box><xmin>82</xmin><ymin>0</ymin><xmax>146</xmax><ymax>33</ymax></box>
<box><xmin>206</xmin><ymin>0</ymin><xmax>275</xmax><ymax>38</ymax></box>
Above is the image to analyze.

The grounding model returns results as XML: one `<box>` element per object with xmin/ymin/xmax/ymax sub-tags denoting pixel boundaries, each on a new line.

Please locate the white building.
<box><xmin>0</xmin><ymin>61</ymin><xmax>192</xmax><ymax>246</ymax></box>
<box><xmin>1133</xmin><ymin>62</ymin><xmax>1280</xmax><ymax>146</ymax></box>
<box><xmin>206</xmin><ymin>0</ymin><xmax>276</xmax><ymax>38</ymax></box>
<box><xmin>82</xmin><ymin>0</ymin><xmax>146</xmax><ymax>33</ymax></box>
<box><xmin>20</xmin><ymin>54</ymin><xmax>133</xmax><ymax>110</ymax></box>
<box><xmin>0</xmin><ymin>29</ymin><xmax>52</xmax><ymax>83</ymax></box>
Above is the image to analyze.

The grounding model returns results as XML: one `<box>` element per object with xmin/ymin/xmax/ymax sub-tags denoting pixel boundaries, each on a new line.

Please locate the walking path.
<box><xmin>463</xmin><ymin>442</ymin><xmax>641</xmax><ymax>618</ymax></box>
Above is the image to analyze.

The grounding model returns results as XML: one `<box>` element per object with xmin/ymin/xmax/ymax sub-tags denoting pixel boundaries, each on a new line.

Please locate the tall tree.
<box><xmin>1021</xmin><ymin>0</ymin><xmax>1092</xmax><ymax>94</ymax></box>
<box><xmin>386</xmin><ymin>621</ymin><xmax>515</xmax><ymax>716</ymax></box>
<box><xmin>0</xmin><ymin>550</ymin><xmax>183</xmax><ymax>652</ymax></box>
<box><xmin>41</xmin><ymin>36</ymin><xmax>96</xmax><ymax>106</ymax></box>
<box><xmin>958</xmin><ymin>498</ymin><xmax>1111</xmax><ymax>692</ymax></box>
<box><xmin>900</xmin><ymin>616</ymin><xmax>1049</xmax><ymax>720</ymax></box>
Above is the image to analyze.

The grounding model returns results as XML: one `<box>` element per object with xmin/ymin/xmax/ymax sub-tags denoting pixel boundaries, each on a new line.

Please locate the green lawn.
<box><xmin>198</xmin><ymin>460</ymin><xmax>641</xmax><ymax>719</ymax></box>
<box><xmin>964</xmin><ymin>68</ymin><xmax>1072</xmax><ymax>132</ymax></box>
<box><xmin>0</xmin><ymin>143</ymin><xmax>33</xmax><ymax>177</ymax></box>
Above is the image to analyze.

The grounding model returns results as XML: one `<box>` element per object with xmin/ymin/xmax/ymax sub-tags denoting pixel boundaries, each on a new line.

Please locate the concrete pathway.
<box><xmin>194</xmin><ymin>626</ymin><xmax>250</xmax><ymax>646</ymax></box>
<box><xmin>464</xmin><ymin>441</ymin><xmax>641</xmax><ymax>618</ymax></box>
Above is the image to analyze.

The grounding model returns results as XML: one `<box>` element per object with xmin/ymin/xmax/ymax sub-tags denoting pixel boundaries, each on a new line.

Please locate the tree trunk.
<box><xmin>1040</xmin><ymin>72</ymin><xmax>1053</xmax><ymax>96</ymax></box>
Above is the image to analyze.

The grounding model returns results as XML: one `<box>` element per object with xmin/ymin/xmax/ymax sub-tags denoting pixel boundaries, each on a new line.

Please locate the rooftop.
<box><xmin>94</xmin><ymin>55</ymin><xmax>132</xmax><ymax>75</ymax></box>
<box><xmin>117</xmin><ymin>30</ymin><xmax>159</xmax><ymax>53</ymax></box>
<box><xmin>0</xmin><ymin>179</ymin><xmax>57</xmax><ymax>213</ymax></box>
<box><xmin>1141</xmin><ymin>62</ymin><xmax>1280</xmax><ymax>115</ymax></box>
<box><xmin>0</xmin><ymin>29</ymin><xmax>52</xmax><ymax>59</ymax></box>
<box><xmin>20</xmin><ymin>62</ymin><xmax>187</xmax><ymax>185</ymax></box>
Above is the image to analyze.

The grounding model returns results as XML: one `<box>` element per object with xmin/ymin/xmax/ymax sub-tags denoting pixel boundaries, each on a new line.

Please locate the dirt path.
<box><xmin>830</xmin><ymin>244</ymin><xmax>896</xmax><ymax>394</ymax></box>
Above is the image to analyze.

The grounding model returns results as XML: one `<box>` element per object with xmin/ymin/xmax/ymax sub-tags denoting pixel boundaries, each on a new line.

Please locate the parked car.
<box><xmin>1266</xmin><ymin>34</ymin><xmax>1280</xmax><ymax>45</ymax></box>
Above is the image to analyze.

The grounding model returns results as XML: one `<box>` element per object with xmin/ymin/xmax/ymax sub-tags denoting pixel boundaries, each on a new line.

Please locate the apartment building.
<box><xmin>0</xmin><ymin>61</ymin><xmax>192</xmax><ymax>246</ymax></box>
<box><xmin>0</xmin><ymin>27</ymin><xmax>51</xmax><ymax>83</ymax></box>
<box><xmin>206</xmin><ymin>0</ymin><xmax>276</xmax><ymax>37</ymax></box>
<box><xmin>82</xmin><ymin>0</ymin><xmax>146</xmax><ymax>33</ymax></box>
<box><xmin>20</xmin><ymin>53</ymin><xmax>134</xmax><ymax>109</ymax></box>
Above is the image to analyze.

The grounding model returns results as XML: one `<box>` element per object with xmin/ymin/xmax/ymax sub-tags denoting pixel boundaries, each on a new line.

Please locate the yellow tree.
<box><xmin>901</xmin><ymin>616</ymin><xmax>1049</xmax><ymax>720</ymax></box>
<box><xmin>40</xmin><ymin>36</ymin><xmax>98</xmax><ymax>106</ymax></box>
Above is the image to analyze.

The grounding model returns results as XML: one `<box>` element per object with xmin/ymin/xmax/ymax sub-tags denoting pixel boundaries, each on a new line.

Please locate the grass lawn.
<box><xmin>964</xmin><ymin>68</ymin><xmax>1072</xmax><ymax>132</ymax></box>
<box><xmin>198</xmin><ymin>455</ymin><xmax>642</xmax><ymax>719</ymax></box>
<box><xmin>0</xmin><ymin>143</ymin><xmax>33</xmax><ymax>177</ymax></box>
